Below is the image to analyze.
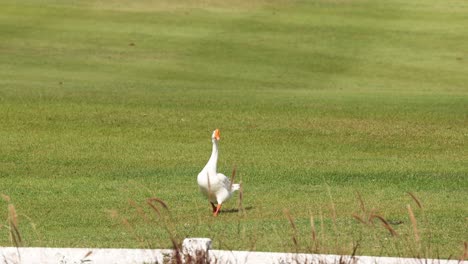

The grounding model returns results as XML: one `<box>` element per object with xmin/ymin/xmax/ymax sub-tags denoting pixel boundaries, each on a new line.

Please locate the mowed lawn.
<box><xmin>0</xmin><ymin>0</ymin><xmax>467</xmax><ymax>259</ymax></box>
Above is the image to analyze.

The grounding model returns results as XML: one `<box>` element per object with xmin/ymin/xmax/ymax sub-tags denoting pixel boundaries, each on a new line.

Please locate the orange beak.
<box><xmin>214</xmin><ymin>129</ymin><xmax>220</xmax><ymax>140</ymax></box>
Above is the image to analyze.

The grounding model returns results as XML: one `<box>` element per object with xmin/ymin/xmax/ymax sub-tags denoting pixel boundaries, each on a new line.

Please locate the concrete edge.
<box><xmin>0</xmin><ymin>245</ymin><xmax>465</xmax><ymax>264</ymax></box>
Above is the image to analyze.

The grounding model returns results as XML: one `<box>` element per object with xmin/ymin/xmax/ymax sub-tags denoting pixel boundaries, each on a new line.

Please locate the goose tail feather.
<box><xmin>231</xmin><ymin>183</ymin><xmax>240</xmax><ymax>192</ymax></box>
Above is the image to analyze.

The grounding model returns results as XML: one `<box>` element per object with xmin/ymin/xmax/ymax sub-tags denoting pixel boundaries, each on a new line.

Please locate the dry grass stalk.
<box><xmin>326</xmin><ymin>187</ymin><xmax>337</xmax><ymax>225</ymax></box>
<box><xmin>367</xmin><ymin>208</ymin><xmax>376</xmax><ymax>227</ymax></box>
<box><xmin>356</xmin><ymin>192</ymin><xmax>366</xmax><ymax>214</ymax></box>
<box><xmin>352</xmin><ymin>213</ymin><xmax>367</xmax><ymax>225</ymax></box>
<box><xmin>146</xmin><ymin>197</ymin><xmax>171</xmax><ymax>219</ymax></box>
<box><xmin>170</xmin><ymin>238</ymin><xmax>183</xmax><ymax>264</ymax></box>
<box><xmin>6</xmin><ymin>201</ymin><xmax>22</xmax><ymax>247</ymax></box>
<box><xmin>147</xmin><ymin>197</ymin><xmax>169</xmax><ymax>210</ymax></box>
<box><xmin>248</xmin><ymin>232</ymin><xmax>259</xmax><ymax>252</ymax></box>
<box><xmin>1</xmin><ymin>196</ymin><xmax>38</xmax><ymax>258</ymax></box>
<box><xmin>407</xmin><ymin>204</ymin><xmax>420</xmax><ymax>243</ymax></box>
<box><xmin>129</xmin><ymin>199</ymin><xmax>150</xmax><ymax>223</ymax></box>
<box><xmin>107</xmin><ymin>208</ymin><xmax>149</xmax><ymax>248</ymax></box>
<box><xmin>183</xmin><ymin>250</ymin><xmax>209</xmax><ymax>264</ymax></box>
<box><xmin>310</xmin><ymin>213</ymin><xmax>316</xmax><ymax>242</ymax></box>
<box><xmin>355</xmin><ymin>191</ymin><xmax>374</xmax><ymax>227</ymax></box>
<box><xmin>8</xmin><ymin>204</ymin><xmax>18</xmax><ymax>227</ymax></box>
<box><xmin>351</xmin><ymin>241</ymin><xmax>360</xmax><ymax>258</ymax></box>
<box><xmin>370</xmin><ymin>214</ymin><xmax>397</xmax><ymax>237</ymax></box>
<box><xmin>238</xmin><ymin>179</ymin><xmax>245</xmax><ymax>216</ymax></box>
<box><xmin>407</xmin><ymin>192</ymin><xmax>422</xmax><ymax>209</ymax></box>
<box><xmin>407</xmin><ymin>192</ymin><xmax>433</xmax><ymax>257</ymax></box>
<box><xmin>284</xmin><ymin>209</ymin><xmax>297</xmax><ymax>230</ymax></box>
<box><xmin>83</xmin><ymin>251</ymin><xmax>93</xmax><ymax>258</ymax></box>
<box><xmin>283</xmin><ymin>209</ymin><xmax>299</xmax><ymax>251</ymax></box>
<box><xmin>309</xmin><ymin>210</ymin><xmax>319</xmax><ymax>253</ymax></box>
<box><xmin>146</xmin><ymin>197</ymin><xmax>182</xmax><ymax>259</ymax></box>
<box><xmin>461</xmin><ymin>241</ymin><xmax>468</xmax><ymax>262</ymax></box>
<box><xmin>229</xmin><ymin>165</ymin><xmax>237</xmax><ymax>190</ymax></box>
<box><xmin>326</xmin><ymin>185</ymin><xmax>339</xmax><ymax>251</ymax></box>
<box><xmin>121</xmin><ymin>218</ymin><xmax>146</xmax><ymax>246</ymax></box>
<box><xmin>319</xmin><ymin>208</ymin><xmax>325</xmax><ymax>249</ymax></box>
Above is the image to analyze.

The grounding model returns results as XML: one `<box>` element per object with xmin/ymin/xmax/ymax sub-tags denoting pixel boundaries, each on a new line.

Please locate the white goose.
<box><xmin>197</xmin><ymin>129</ymin><xmax>240</xmax><ymax>216</ymax></box>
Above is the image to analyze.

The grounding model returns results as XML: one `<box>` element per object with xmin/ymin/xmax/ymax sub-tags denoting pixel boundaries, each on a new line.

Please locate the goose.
<box><xmin>197</xmin><ymin>129</ymin><xmax>240</xmax><ymax>216</ymax></box>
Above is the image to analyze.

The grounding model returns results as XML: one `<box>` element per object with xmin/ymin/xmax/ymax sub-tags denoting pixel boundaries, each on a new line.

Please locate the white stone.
<box><xmin>182</xmin><ymin>238</ymin><xmax>212</xmax><ymax>263</ymax></box>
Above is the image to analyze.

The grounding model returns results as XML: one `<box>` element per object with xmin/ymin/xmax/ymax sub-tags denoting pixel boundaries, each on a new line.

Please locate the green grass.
<box><xmin>0</xmin><ymin>0</ymin><xmax>467</xmax><ymax>259</ymax></box>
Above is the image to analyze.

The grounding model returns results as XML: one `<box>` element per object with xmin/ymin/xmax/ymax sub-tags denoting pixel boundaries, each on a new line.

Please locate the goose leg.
<box><xmin>213</xmin><ymin>204</ymin><xmax>222</xmax><ymax>217</ymax></box>
<box><xmin>210</xmin><ymin>202</ymin><xmax>217</xmax><ymax>213</ymax></box>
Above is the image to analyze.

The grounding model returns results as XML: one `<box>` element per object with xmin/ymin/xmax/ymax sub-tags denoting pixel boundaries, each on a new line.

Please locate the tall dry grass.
<box><xmin>2</xmin><ymin>191</ymin><xmax>466</xmax><ymax>263</ymax></box>
<box><xmin>278</xmin><ymin>192</ymin><xmax>467</xmax><ymax>262</ymax></box>
<box><xmin>1</xmin><ymin>194</ymin><xmax>22</xmax><ymax>248</ymax></box>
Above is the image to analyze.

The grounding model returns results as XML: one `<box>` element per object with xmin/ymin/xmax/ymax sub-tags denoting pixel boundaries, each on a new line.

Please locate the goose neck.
<box><xmin>206</xmin><ymin>140</ymin><xmax>218</xmax><ymax>172</ymax></box>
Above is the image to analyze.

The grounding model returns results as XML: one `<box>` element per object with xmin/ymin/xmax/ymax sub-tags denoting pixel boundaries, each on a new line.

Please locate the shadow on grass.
<box><xmin>221</xmin><ymin>205</ymin><xmax>254</xmax><ymax>214</ymax></box>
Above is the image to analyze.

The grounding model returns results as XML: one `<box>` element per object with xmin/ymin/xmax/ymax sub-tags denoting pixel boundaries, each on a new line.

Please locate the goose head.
<box><xmin>211</xmin><ymin>129</ymin><xmax>220</xmax><ymax>143</ymax></box>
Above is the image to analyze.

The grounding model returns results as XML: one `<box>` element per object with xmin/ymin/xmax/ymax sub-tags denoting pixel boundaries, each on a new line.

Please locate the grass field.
<box><xmin>0</xmin><ymin>0</ymin><xmax>467</xmax><ymax>259</ymax></box>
